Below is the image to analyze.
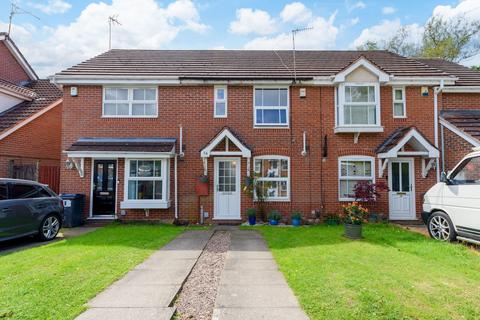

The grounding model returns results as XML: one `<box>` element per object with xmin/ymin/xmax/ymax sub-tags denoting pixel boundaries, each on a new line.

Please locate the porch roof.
<box><xmin>376</xmin><ymin>127</ymin><xmax>439</xmax><ymax>159</ymax></box>
<box><xmin>66</xmin><ymin>137</ymin><xmax>176</xmax><ymax>156</ymax></box>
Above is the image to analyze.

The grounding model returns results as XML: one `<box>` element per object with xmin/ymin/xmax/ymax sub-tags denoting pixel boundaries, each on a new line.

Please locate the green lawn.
<box><xmin>0</xmin><ymin>224</ymin><xmax>185</xmax><ymax>320</ymax></box>
<box><xmin>255</xmin><ymin>224</ymin><xmax>480</xmax><ymax>320</ymax></box>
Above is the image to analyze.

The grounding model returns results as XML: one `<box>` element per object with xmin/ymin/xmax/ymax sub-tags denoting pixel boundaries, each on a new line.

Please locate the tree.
<box><xmin>357</xmin><ymin>15</ymin><xmax>480</xmax><ymax>62</ymax></box>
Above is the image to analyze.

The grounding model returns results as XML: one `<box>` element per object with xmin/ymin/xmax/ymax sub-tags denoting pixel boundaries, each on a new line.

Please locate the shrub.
<box><xmin>268</xmin><ymin>210</ymin><xmax>282</xmax><ymax>221</ymax></box>
<box><xmin>246</xmin><ymin>208</ymin><xmax>257</xmax><ymax>218</ymax></box>
<box><xmin>342</xmin><ymin>202</ymin><xmax>369</xmax><ymax>225</ymax></box>
<box><xmin>291</xmin><ymin>212</ymin><xmax>302</xmax><ymax>220</ymax></box>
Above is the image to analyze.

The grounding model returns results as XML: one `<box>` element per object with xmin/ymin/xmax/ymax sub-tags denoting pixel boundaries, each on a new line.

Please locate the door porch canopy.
<box><xmin>65</xmin><ymin>137</ymin><xmax>176</xmax><ymax>177</ymax></box>
<box><xmin>200</xmin><ymin>127</ymin><xmax>251</xmax><ymax>176</ymax></box>
<box><xmin>376</xmin><ymin>127</ymin><xmax>439</xmax><ymax>178</ymax></box>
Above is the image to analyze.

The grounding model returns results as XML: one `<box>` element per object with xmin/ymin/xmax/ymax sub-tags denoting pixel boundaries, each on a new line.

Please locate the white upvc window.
<box><xmin>337</xmin><ymin>83</ymin><xmax>381</xmax><ymax>127</ymax></box>
<box><xmin>253</xmin><ymin>155</ymin><xmax>290</xmax><ymax>201</ymax></box>
<box><xmin>214</xmin><ymin>86</ymin><xmax>227</xmax><ymax>118</ymax></box>
<box><xmin>254</xmin><ymin>87</ymin><xmax>289</xmax><ymax>127</ymax></box>
<box><xmin>392</xmin><ymin>87</ymin><xmax>406</xmax><ymax>118</ymax></box>
<box><xmin>122</xmin><ymin>159</ymin><xmax>170</xmax><ymax>208</ymax></box>
<box><xmin>338</xmin><ymin>156</ymin><xmax>375</xmax><ymax>201</ymax></box>
<box><xmin>103</xmin><ymin>87</ymin><xmax>157</xmax><ymax>117</ymax></box>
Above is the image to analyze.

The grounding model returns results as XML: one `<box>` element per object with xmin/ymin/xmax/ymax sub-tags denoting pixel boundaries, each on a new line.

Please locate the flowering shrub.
<box><xmin>353</xmin><ymin>181</ymin><xmax>389</xmax><ymax>204</ymax></box>
<box><xmin>342</xmin><ymin>202</ymin><xmax>369</xmax><ymax>225</ymax></box>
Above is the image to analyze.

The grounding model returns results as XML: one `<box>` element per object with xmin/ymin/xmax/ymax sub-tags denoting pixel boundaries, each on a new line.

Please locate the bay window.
<box><xmin>103</xmin><ymin>87</ymin><xmax>157</xmax><ymax>117</ymax></box>
<box><xmin>336</xmin><ymin>83</ymin><xmax>381</xmax><ymax>130</ymax></box>
<box><xmin>121</xmin><ymin>159</ymin><xmax>170</xmax><ymax>209</ymax></box>
<box><xmin>254</xmin><ymin>87</ymin><xmax>289</xmax><ymax>127</ymax></box>
<box><xmin>338</xmin><ymin>156</ymin><xmax>375</xmax><ymax>201</ymax></box>
<box><xmin>253</xmin><ymin>156</ymin><xmax>290</xmax><ymax>201</ymax></box>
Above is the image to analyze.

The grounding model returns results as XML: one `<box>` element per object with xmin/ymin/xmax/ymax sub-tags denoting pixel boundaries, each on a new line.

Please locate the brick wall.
<box><xmin>0</xmin><ymin>104</ymin><xmax>62</xmax><ymax>177</ymax></box>
<box><xmin>60</xmin><ymin>85</ymin><xmax>438</xmax><ymax>222</ymax></box>
<box><xmin>441</xmin><ymin>92</ymin><xmax>480</xmax><ymax>109</ymax></box>
<box><xmin>0</xmin><ymin>42</ymin><xmax>30</xmax><ymax>84</ymax></box>
<box><xmin>442</xmin><ymin>126</ymin><xmax>476</xmax><ymax>173</ymax></box>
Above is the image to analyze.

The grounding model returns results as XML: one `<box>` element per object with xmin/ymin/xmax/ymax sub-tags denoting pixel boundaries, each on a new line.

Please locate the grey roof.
<box><xmin>55</xmin><ymin>49</ymin><xmax>452</xmax><ymax>79</ymax></box>
<box><xmin>375</xmin><ymin>126</ymin><xmax>436</xmax><ymax>154</ymax></box>
<box><xmin>67</xmin><ymin>137</ymin><xmax>177</xmax><ymax>153</ymax></box>
<box><xmin>416</xmin><ymin>58</ymin><xmax>480</xmax><ymax>86</ymax></box>
<box><xmin>441</xmin><ymin>109</ymin><xmax>480</xmax><ymax>141</ymax></box>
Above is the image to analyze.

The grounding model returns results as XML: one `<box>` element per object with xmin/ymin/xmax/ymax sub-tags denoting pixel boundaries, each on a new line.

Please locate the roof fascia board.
<box><xmin>440</xmin><ymin>117</ymin><xmax>480</xmax><ymax>147</ymax></box>
<box><xmin>388</xmin><ymin>77</ymin><xmax>456</xmax><ymax>86</ymax></box>
<box><xmin>441</xmin><ymin>86</ymin><xmax>480</xmax><ymax>93</ymax></box>
<box><xmin>65</xmin><ymin>151</ymin><xmax>175</xmax><ymax>158</ymax></box>
<box><xmin>0</xmin><ymin>98</ymin><xmax>62</xmax><ymax>141</ymax></box>
<box><xmin>0</xmin><ymin>87</ymin><xmax>33</xmax><ymax>101</ymax></box>
<box><xmin>181</xmin><ymin>79</ymin><xmax>295</xmax><ymax>85</ymax></box>
<box><xmin>3</xmin><ymin>37</ymin><xmax>38</xmax><ymax>81</ymax></box>
<box><xmin>334</xmin><ymin>58</ymin><xmax>390</xmax><ymax>83</ymax></box>
<box><xmin>201</xmin><ymin>128</ymin><xmax>251</xmax><ymax>158</ymax></box>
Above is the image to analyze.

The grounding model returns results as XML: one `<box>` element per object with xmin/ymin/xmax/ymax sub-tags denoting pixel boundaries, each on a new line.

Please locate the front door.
<box><xmin>388</xmin><ymin>159</ymin><xmax>416</xmax><ymax>220</ymax></box>
<box><xmin>214</xmin><ymin>158</ymin><xmax>241</xmax><ymax>220</ymax></box>
<box><xmin>92</xmin><ymin>160</ymin><xmax>116</xmax><ymax>216</ymax></box>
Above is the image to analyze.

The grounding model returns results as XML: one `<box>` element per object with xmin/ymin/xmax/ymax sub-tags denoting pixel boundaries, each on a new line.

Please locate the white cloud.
<box><xmin>349</xmin><ymin>17</ymin><xmax>360</xmax><ymax>26</ymax></box>
<box><xmin>2</xmin><ymin>0</ymin><xmax>209</xmax><ymax>77</ymax></box>
<box><xmin>432</xmin><ymin>0</ymin><xmax>480</xmax><ymax>21</ymax></box>
<box><xmin>244</xmin><ymin>13</ymin><xmax>338</xmax><ymax>50</ymax></box>
<box><xmin>229</xmin><ymin>8</ymin><xmax>277</xmax><ymax>35</ymax></box>
<box><xmin>280</xmin><ymin>2</ymin><xmax>312</xmax><ymax>24</ymax></box>
<box><xmin>382</xmin><ymin>6</ymin><xmax>396</xmax><ymax>15</ymax></box>
<box><xmin>29</xmin><ymin>0</ymin><xmax>72</xmax><ymax>14</ymax></box>
<box><xmin>347</xmin><ymin>1</ymin><xmax>365</xmax><ymax>12</ymax></box>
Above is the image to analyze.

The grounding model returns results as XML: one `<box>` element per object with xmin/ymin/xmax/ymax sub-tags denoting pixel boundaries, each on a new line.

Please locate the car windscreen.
<box><xmin>450</xmin><ymin>156</ymin><xmax>480</xmax><ymax>185</ymax></box>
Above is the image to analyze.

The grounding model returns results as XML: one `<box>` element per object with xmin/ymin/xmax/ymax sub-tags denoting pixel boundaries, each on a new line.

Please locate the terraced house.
<box><xmin>52</xmin><ymin>50</ymin><xmax>480</xmax><ymax>223</ymax></box>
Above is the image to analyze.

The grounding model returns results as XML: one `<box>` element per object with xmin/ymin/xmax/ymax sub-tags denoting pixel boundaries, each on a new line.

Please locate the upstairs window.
<box><xmin>254</xmin><ymin>87</ymin><xmax>289</xmax><ymax>127</ymax></box>
<box><xmin>393</xmin><ymin>87</ymin><xmax>406</xmax><ymax>118</ymax></box>
<box><xmin>337</xmin><ymin>84</ymin><xmax>380</xmax><ymax>127</ymax></box>
<box><xmin>214</xmin><ymin>86</ymin><xmax>227</xmax><ymax>118</ymax></box>
<box><xmin>103</xmin><ymin>87</ymin><xmax>157</xmax><ymax>117</ymax></box>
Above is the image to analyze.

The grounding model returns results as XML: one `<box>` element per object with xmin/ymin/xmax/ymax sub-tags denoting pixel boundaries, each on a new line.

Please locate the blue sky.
<box><xmin>0</xmin><ymin>0</ymin><xmax>477</xmax><ymax>77</ymax></box>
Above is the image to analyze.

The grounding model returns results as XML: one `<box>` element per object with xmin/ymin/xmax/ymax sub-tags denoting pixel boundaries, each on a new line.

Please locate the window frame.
<box><xmin>253</xmin><ymin>86</ymin><xmax>290</xmax><ymax>128</ymax></box>
<box><xmin>102</xmin><ymin>86</ymin><xmax>158</xmax><ymax>118</ymax></box>
<box><xmin>392</xmin><ymin>86</ymin><xmax>406</xmax><ymax>118</ymax></box>
<box><xmin>214</xmin><ymin>85</ymin><xmax>228</xmax><ymax>118</ymax></box>
<box><xmin>338</xmin><ymin>155</ymin><xmax>375</xmax><ymax>201</ymax></box>
<box><xmin>337</xmin><ymin>82</ymin><xmax>381</xmax><ymax>127</ymax></box>
<box><xmin>123</xmin><ymin>159</ymin><xmax>170</xmax><ymax>206</ymax></box>
<box><xmin>253</xmin><ymin>155</ymin><xmax>290</xmax><ymax>201</ymax></box>
<box><xmin>449</xmin><ymin>156</ymin><xmax>480</xmax><ymax>185</ymax></box>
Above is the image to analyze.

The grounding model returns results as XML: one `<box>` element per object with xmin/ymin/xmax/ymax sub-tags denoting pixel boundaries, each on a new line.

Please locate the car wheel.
<box><xmin>38</xmin><ymin>214</ymin><xmax>61</xmax><ymax>241</ymax></box>
<box><xmin>427</xmin><ymin>211</ymin><xmax>456</xmax><ymax>242</ymax></box>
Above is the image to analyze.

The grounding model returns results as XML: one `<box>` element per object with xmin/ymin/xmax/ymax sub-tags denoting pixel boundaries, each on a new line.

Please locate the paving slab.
<box><xmin>89</xmin><ymin>284</ymin><xmax>178</xmax><ymax>308</ymax></box>
<box><xmin>176</xmin><ymin>230</ymin><xmax>213</xmax><ymax>239</ymax></box>
<box><xmin>135</xmin><ymin>257</ymin><xmax>197</xmax><ymax>271</ymax></box>
<box><xmin>115</xmin><ymin>268</ymin><xmax>191</xmax><ymax>285</ymax></box>
<box><xmin>220</xmin><ymin>270</ymin><xmax>286</xmax><ymax>285</ymax></box>
<box><xmin>227</xmin><ymin>250</ymin><xmax>274</xmax><ymax>260</ymax></box>
<box><xmin>223</xmin><ymin>258</ymin><xmax>278</xmax><ymax>271</ymax></box>
<box><xmin>76</xmin><ymin>307</ymin><xmax>175</xmax><ymax>320</ymax></box>
<box><xmin>229</xmin><ymin>239</ymin><xmax>269</xmax><ymax>251</ymax></box>
<box><xmin>212</xmin><ymin>307</ymin><xmax>309</xmax><ymax>320</ymax></box>
<box><xmin>215</xmin><ymin>284</ymin><xmax>301</xmax><ymax>308</ymax></box>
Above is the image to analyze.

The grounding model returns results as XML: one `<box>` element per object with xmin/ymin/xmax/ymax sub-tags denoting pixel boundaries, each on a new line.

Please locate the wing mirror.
<box><xmin>440</xmin><ymin>172</ymin><xmax>452</xmax><ymax>185</ymax></box>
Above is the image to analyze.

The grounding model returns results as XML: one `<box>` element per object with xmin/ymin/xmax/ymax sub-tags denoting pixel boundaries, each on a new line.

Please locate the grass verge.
<box><xmin>254</xmin><ymin>224</ymin><xmax>480</xmax><ymax>320</ymax></box>
<box><xmin>0</xmin><ymin>224</ymin><xmax>185</xmax><ymax>319</ymax></box>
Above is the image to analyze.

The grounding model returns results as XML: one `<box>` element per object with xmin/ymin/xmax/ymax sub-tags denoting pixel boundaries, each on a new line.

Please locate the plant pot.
<box><xmin>248</xmin><ymin>216</ymin><xmax>256</xmax><ymax>225</ymax></box>
<box><xmin>291</xmin><ymin>218</ymin><xmax>301</xmax><ymax>226</ymax></box>
<box><xmin>269</xmin><ymin>219</ymin><xmax>279</xmax><ymax>226</ymax></box>
<box><xmin>344</xmin><ymin>223</ymin><xmax>362</xmax><ymax>239</ymax></box>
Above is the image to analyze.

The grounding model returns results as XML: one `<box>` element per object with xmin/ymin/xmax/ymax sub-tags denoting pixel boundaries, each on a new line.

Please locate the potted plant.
<box><xmin>268</xmin><ymin>210</ymin><xmax>282</xmax><ymax>226</ymax></box>
<box><xmin>324</xmin><ymin>213</ymin><xmax>341</xmax><ymax>225</ymax></box>
<box><xmin>353</xmin><ymin>181</ymin><xmax>388</xmax><ymax>221</ymax></box>
<box><xmin>342</xmin><ymin>202</ymin><xmax>369</xmax><ymax>239</ymax></box>
<box><xmin>291</xmin><ymin>212</ymin><xmax>302</xmax><ymax>226</ymax></box>
<box><xmin>242</xmin><ymin>173</ymin><xmax>269</xmax><ymax>222</ymax></box>
<box><xmin>247</xmin><ymin>208</ymin><xmax>257</xmax><ymax>225</ymax></box>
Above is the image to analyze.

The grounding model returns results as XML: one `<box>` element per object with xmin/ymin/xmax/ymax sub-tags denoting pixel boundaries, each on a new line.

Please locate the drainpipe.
<box><xmin>174</xmin><ymin>154</ymin><xmax>178</xmax><ymax>220</ymax></box>
<box><xmin>434</xmin><ymin>80</ymin><xmax>444</xmax><ymax>182</ymax></box>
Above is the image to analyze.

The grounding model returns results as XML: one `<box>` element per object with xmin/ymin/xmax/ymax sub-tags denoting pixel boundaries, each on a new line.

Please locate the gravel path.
<box><xmin>174</xmin><ymin>231</ymin><xmax>231</xmax><ymax>320</ymax></box>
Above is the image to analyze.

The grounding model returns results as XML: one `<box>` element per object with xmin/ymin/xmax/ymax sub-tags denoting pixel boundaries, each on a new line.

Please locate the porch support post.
<box><xmin>422</xmin><ymin>158</ymin><xmax>436</xmax><ymax>178</ymax></box>
<box><xmin>246</xmin><ymin>157</ymin><xmax>251</xmax><ymax>177</ymax></box>
<box><xmin>202</xmin><ymin>157</ymin><xmax>208</xmax><ymax>176</ymax></box>
<box><xmin>71</xmin><ymin>157</ymin><xmax>84</xmax><ymax>178</ymax></box>
<box><xmin>378</xmin><ymin>158</ymin><xmax>388</xmax><ymax>178</ymax></box>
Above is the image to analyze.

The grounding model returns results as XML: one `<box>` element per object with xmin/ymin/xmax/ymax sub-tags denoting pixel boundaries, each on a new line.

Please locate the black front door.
<box><xmin>92</xmin><ymin>160</ymin><xmax>116</xmax><ymax>215</ymax></box>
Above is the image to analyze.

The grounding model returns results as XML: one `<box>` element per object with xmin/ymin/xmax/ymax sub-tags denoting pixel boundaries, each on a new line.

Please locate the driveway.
<box><xmin>0</xmin><ymin>227</ymin><xmax>98</xmax><ymax>255</ymax></box>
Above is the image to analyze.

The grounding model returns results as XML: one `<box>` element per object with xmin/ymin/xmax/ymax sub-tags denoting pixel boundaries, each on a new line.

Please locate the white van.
<box><xmin>423</xmin><ymin>148</ymin><xmax>480</xmax><ymax>244</ymax></box>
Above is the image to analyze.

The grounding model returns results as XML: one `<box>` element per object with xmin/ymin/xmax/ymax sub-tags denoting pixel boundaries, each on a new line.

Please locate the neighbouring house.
<box><xmin>0</xmin><ymin>33</ymin><xmax>63</xmax><ymax>192</ymax></box>
<box><xmin>53</xmin><ymin>49</ymin><xmax>480</xmax><ymax>224</ymax></box>
<box><xmin>416</xmin><ymin>59</ymin><xmax>480</xmax><ymax>173</ymax></box>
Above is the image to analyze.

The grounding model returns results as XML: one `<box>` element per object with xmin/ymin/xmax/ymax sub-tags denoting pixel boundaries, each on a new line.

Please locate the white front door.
<box><xmin>214</xmin><ymin>158</ymin><xmax>241</xmax><ymax>220</ymax></box>
<box><xmin>388</xmin><ymin>158</ymin><xmax>416</xmax><ymax>220</ymax></box>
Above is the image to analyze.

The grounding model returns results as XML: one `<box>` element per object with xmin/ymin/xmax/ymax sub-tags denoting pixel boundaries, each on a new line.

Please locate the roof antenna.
<box><xmin>292</xmin><ymin>27</ymin><xmax>313</xmax><ymax>83</ymax></box>
<box><xmin>108</xmin><ymin>15</ymin><xmax>121</xmax><ymax>50</ymax></box>
<box><xmin>8</xmin><ymin>1</ymin><xmax>40</xmax><ymax>36</ymax></box>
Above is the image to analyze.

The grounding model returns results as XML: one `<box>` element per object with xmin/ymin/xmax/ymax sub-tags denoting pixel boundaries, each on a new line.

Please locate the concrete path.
<box><xmin>76</xmin><ymin>230</ymin><xmax>213</xmax><ymax>320</ymax></box>
<box><xmin>213</xmin><ymin>229</ymin><xmax>309</xmax><ymax>320</ymax></box>
<box><xmin>0</xmin><ymin>227</ymin><xmax>98</xmax><ymax>255</ymax></box>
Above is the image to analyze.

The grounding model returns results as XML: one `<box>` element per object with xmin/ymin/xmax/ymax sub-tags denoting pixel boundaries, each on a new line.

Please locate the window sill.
<box><xmin>334</xmin><ymin>126</ymin><xmax>384</xmax><ymax>133</ymax></box>
<box><xmin>120</xmin><ymin>200</ymin><xmax>170</xmax><ymax>209</ymax></box>
<box><xmin>253</xmin><ymin>198</ymin><xmax>291</xmax><ymax>202</ymax></box>
<box><xmin>254</xmin><ymin>125</ymin><xmax>290</xmax><ymax>129</ymax></box>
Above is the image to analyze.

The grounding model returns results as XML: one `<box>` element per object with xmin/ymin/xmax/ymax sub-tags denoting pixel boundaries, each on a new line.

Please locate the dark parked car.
<box><xmin>0</xmin><ymin>179</ymin><xmax>63</xmax><ymax>242</ymax></box>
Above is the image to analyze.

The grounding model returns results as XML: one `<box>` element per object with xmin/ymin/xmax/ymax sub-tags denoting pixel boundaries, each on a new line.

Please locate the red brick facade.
<box><xmin>60</xmin><ymin>84</ymin><xmax>440</xmax><ymax>223</ymax></box>
<box><xmin>0</xmin><ymin>42</ymin><xmax>30</xmax><ymax>84</ymax></box>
